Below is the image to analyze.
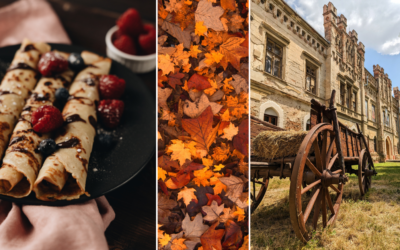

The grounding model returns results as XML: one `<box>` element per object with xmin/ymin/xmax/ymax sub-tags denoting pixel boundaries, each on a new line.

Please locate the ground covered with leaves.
<box><xmin>251</xmin><ymin>162</ymin><xmax>400</xmax><ymax>250</ymax></box>
<box><xmin>157</xmin><ymin>0</ymin><xmax>249</xmax><ymax>249</ymax></box>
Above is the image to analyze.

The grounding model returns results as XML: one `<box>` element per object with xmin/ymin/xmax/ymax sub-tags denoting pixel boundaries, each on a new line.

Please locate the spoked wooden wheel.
<box><xmin>250</xmin><ymin>176</ymin><xmax>269</xmax><ymax>213</ymax></box>
<box><xmin>358</xmin><ymin>149</ymin><xmax>373</xmax><ymax>196</ymax></box>
<box><xmin>289</xmin><ymin>123</ymin><xmax>346</xmax><ymax>243</ymax></box>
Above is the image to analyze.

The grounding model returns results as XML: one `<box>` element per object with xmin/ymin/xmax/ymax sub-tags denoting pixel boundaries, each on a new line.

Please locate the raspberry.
<box><xmin>32</xmin><ymin>105</ymin><xmax>64</xmax><ymax>133</ymax></box>
<box><xmin>138</xmin><ymin>24</ymin><xmax>156</xmax><ymax>55</ymax></box>
<box><xmin>99</xmin><ymin>75</ymin><xmax>126</xmax><ymax>99</ymax></box>
<box><xmin>98</xmin><ymin>100</ymin><xmax>124</xmax><ymax>129</ymax></box>
<box><xmin>116</xmin><ymin>8</ymin><xmax>143</xmax><ymax>37</ymax></box>
<box><xmin>38</xmin><ymin>52</ymin><xmax>69</xmax><ymax>77</ymax></box>
<box><xmin>113</xmin><ymin>35</ymin><xmax>137</xmax><ymax>55</ymax></box>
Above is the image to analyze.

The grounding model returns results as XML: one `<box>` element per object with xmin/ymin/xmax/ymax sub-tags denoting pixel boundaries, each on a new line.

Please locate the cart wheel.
<box><xmin>289</xmin><ymin>123</ymin><xmax>344</xmax><ymax>243</ymax></box>
<box><xmin>358</xmin><ymin>149</ymin><xmax>373</xmax><ymax>196</ymax></box>
<box><xmin>250</xmin><ymin>177</ymin><xmax>269</xmax><ymax>213</ymax></box>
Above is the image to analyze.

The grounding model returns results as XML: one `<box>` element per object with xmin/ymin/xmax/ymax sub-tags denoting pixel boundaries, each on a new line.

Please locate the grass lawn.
<box><xmin>251</xmin><ymin>162</ymin><xmax>400</xmax><ymax>250</ymax></box>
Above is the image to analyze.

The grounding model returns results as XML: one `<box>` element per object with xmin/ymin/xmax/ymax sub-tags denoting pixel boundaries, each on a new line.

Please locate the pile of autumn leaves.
<box><xmin>158</xmin><ymin>0</ymin><xmax>249</xmax><ymax>249</ymax></box>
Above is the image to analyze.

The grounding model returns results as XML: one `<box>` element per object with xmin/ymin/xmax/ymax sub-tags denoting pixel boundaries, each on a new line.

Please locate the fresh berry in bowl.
<box><xmin>139</xmin><ymin>24</ymin><xmax>156</xmax><ymax>55</ymax></box>
<box><xmin>105</xmin><ymin>8</ymin><xmax>156</xmax><ymax>73</ymax></box>
<box><xmin>32</xmin><ymin>105</ymin><xmax>64</xmax><ymax>133</ymax></box>
<box><xmin>99</xmin><ymin>75</ymin><xmax>126</xmax><ymax>99</ymax></box>
<box><xmin>97</xmin><ymin>99</ymin><xmax>124</xmax><ymax>129</ymax></box>
<box><xmin>38</xmin><ymin>52</ymin><xmax>69</xmax><ymax>76</ymax></box>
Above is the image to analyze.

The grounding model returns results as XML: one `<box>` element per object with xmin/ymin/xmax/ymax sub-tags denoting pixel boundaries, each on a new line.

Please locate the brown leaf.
<box><xmin>161</xmin><ymin>14</ymin><xmax>191</xmax><ymax>48</ymax></box>
<box><xmin>233</xmin><ymin>119</ymin><xmax>249</xmax><ymax>156</ymax></box>
<box><xmin>182</xmin><ymin>213</ymin><xmax>209</xmax><ymax>242</ymax></box>
<box><xmin>159</xmin><ymin>87</ymin><xmax>173</xmax><ymax>112</ymax></box>
<box><xmin>159</xmin><ymin>155</ymin><xmax>180</xmax><ymax>172</ymax></box>
<box><xmin>168</xmin><ymin>69</ymin><xmax>185</xmax><ymax>89</ymax></box>
<box><xmin>158</xmin><ymin>193</ymin><xmax>178</xmax><ymax>224</ymax></box>
<box><xmin>202</xmin><ymin>200</ymin><xmax>224</xmax><ymax>222</ymax></box>
<box><xmin>222</xmin><ymin>220</ymin><xmax>243</xmax><ymax>248</ymax></box>
<box><xmin>159</xmin><ymin>44</ymin><xmax>177</xmax><ymax>55</ymax></box>
<box><xmin>219</xmin><ymin>208</ymin><xmax>235</xmax><ymax>223</ymax></box>
<box><xmin>183</xmin><ymin>94</ymin><xmax>223</xmax><ymax>118</ymax></box>
<box><xmin>231</xmin><ymin>74</ymin><xmax>248</xmax><ymax>94</ymax></box>
<box><xmin>187</xmin><ymin>74</ymin><xmax>211</xmax><ymax>91</ymax></box>
<box><xmin>220</xmin><ymin>37</ymin><xmax>248</xmax><ymax>71</ymax></box>
<box><xmin>200</xmin><ymin>222</ymin><xmax>225</xmax><ymax>250</ymax></box>
<box><xmin>182</xmin><ymin>106</ymin><xmax>219</xmax><ymax>151</ymax></box>
<box><xmin>219</xmin><ymin>175</ymin><xmax>245</xmax><ymax>203</ymax></box>
<box><xmin>195</xmin><ymin>0</ymin><xmax>225</xmax><ymax>32</ymax></box>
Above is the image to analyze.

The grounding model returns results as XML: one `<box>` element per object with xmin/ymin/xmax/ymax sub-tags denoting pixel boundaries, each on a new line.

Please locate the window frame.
<box><xmin>305</xmin><ymin>63</ymin><xmax>317</xmax><ymax>94</ymax></box>
<box><xmin>264</xmin><ymin>114</ymin><xmax>278</xmax><ymax>126</ymax></box>
<box><xmin>265</xmin><ymin>38</ymin><xmax>283</xmax><ymax>79</ymax></box>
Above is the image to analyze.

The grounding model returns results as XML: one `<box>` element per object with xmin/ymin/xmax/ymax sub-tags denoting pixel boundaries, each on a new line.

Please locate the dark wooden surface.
<box><xmin>0</xmin><ymin>0</ymin><xmax>156</xmax><ymax>249</ymax></box>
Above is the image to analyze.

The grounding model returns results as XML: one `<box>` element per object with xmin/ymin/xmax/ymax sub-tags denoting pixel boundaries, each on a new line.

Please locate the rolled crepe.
<box><xmin>0</xmin><ymin>51</ymin><xmax>74</xmax><ymax>197</ymax></box>
<box><xmin>0</xmin><ymin>39</ymin><xmax>49</xmax><ymax>159</ymax></box>
<box><xmin>34</xmin><ymin>52</ymin><xmax>111</xmax><ymax>201</ymax></box>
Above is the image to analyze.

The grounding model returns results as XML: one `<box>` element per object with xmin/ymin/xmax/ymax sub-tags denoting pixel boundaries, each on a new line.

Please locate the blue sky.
<box><xmin>286</xmin><ymin>0</ymin><xmax>400</xmax><ymax>95</ymax></box>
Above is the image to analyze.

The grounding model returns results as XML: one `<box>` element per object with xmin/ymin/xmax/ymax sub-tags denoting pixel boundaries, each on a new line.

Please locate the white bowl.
<box><xmin>105</xmin><ymin>25</ymin><xmax>156</xmax><ymax>73</ymax></box>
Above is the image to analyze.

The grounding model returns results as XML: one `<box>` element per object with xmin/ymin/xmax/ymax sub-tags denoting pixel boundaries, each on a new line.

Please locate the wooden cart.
<box><xmin>250</xmin><ymin>90</ymin><xmax>377</xmax><ymax>243</ymax></box>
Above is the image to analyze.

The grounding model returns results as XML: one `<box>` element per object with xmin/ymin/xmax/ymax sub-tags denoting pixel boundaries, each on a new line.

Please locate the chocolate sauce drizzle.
<box><xmin>81</xmin><ymin>78</ymin><xmax>96</xmax><ymax>86</ymax></box>
<box><xmin>22</xmin><ymin>106</ymin><xmax>32</xmax><ymax>112</ymax></box>
<box><xmin>22</xmin><ymin>44</ymin><xmax>37</xmax><ymax>52</ymax></box>
<box><xmin>0</xmin><ymin>90</ymin><xmax>16</xmax><ymax>96</ymax></box>
<box><xmin>64</xmin><ymin>114</ymin><xmax>86</xmax><ymax>124</ymax></box>
<box><xmin>7</xmin><ymin>62</ymin><xmax>37</xmax><ymax>73</ymax></box>
<box><xmin>31</xmin><ymin>92</ymin><xmax>50</xmax><ymax>102</ymax></box>
<box><xmin>89</xmin><ymin>115</ymin><xmax>97</xmax><ymax>129</ymax></box>
<box><xmin>44</xmin><ymin>81</ymin><xmax>52</xmax><ymax>86</ymax></box>
<box><xmin>57</xmin><ymin>137</ymin><xmax>80</xmax><ymax>148</ymax></box>
<box><xmin>9</xmin><ymin>135</ymin><xmax>26</xmax><ymax>146</ymax></box>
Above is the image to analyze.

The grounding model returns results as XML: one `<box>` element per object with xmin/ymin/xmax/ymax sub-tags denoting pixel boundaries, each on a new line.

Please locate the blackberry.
<box><xmin>38</xmin><ymin>139</ymin><xmax>57</xmax><ymax>155</ymax></box>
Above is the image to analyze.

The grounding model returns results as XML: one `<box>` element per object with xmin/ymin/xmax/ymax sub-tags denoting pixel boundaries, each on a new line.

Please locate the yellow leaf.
<box><xmin>213</xmin><ymin>181</ymin><xmax>227</xmax><ymax>195</ymax></box>
<box><xmin>222</xmin><ymin>77</ymin><xmax>234</xmax><ymax>94</ymax></box>
<box><xmin>184</xmin><ymin>0</ymin><xmax>192</xmax><ymax>5</ymax></box>
<box><xmin>195</xmin><ymin>21</ymin><xmax>208</xmax><ymax>37</ymax></box>
<box><xmin>184</xmin><ymin>141</ymin><xmax>198</xmax><ymax>158</ymax></box>
<box><xmin>158</xmin><ymin>224</ymin><xmax>164</xmax><ymax>238</ymax></box>
<box><xmin>204</xmin><ymin>50</ymin><xmax>224</xmax><ymax>66</ymax></box>
<box><xmin>212</xmin><ymin>143</ymin><xmax>230</xmax><ymax>162</ymax></box>
<box><xmin>221</xmin><ymin>122</ymin><xmax>239</xmax><ymax>140</ymax></box>
<box><xmin>204</xmin><ymin>79</ymin><xmax>218</xmax><ymax>96</ymax></box>
<box><xmin>158</xmin><ymin>167</ymin><xmax>167</xmax><ymax>181</ymax></box>
<box><xmin>193</xmin><ymin>166</ymin><xmax>214</xmax><ymax>186</ymax></box>
<box><xmin>178</xmin><ymin>186</ymin><xmax>197</xmax><ymax>205</ymax></box>
<box><xmin>167</xmin><ymin>140</ymin><xmax>192</xmax><ymax>165</ymax></box>
<box><xmin>158</xmin><ymin>54</ymin><xmax>175</xmax><ymax>76</ymax></box>
<box><xmin>214</xmin><ymin>164</ymin><xmax>225</xmax><ymax>172</ymax></box>
<box><xmin>182</xmin><ymin>63</ymin><xmax>191</xmax><ymax>73</ymax></box>
<box><xmin>202</xmin><ymin>157</ymin><xmax>214</xmax><ymax>168</ymax></box>
<box><xmin>182</xmin><ymin>80</ymin><xmax>189</xmax><ymax>91</ymax></box>
<box><xmin>233</xmin><ymin>207</ymin><xmax>245</xmax><ymax>222</ymax></box>
<box><xmin>159</xmin><ymin>233</ymin><xmax>171</xmax><ymax>246</ymax></box>
<box><xmin>171</xmin><ymin>238</ymin><xmax>187</xmax><ymax>250</ymax></box>
<box><xmin>189</xmin><ymin>44</ymin><xmax>202</xmax><ymax>58</ymax></box>
<box><xmin>239</xmin><ymin>235</ymin><xmax>249</xmax><ymax>250</ymax></box>
<box><xmin>220</xmin><ymin>109</ymin><xmax>230</xmax><ymax>121</ymax></box>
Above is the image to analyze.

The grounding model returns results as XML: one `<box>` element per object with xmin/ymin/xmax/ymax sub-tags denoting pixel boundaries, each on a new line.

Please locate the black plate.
<box><xmin>0</xmin><ymin>43</ymin><xmax>155</xmax><ymax>205</ymax></box>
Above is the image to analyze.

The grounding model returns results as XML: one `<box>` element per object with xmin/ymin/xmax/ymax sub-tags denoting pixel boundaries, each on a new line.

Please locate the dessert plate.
<box><xmin>0</xmin><ymin>43</ymin><xmax>155</xmax><ymax>205</ymax></box>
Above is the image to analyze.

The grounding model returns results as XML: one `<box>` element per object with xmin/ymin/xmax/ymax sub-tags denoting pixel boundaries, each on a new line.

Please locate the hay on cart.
<box><xmin>253</xmin><ymin>130</ymin><xmax>309</xmax><ymax>161</ymax></box>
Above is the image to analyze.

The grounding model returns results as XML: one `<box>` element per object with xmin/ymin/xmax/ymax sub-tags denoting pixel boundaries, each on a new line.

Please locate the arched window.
<box><xmin>264</xmin><ymin>108</ymin><xmax>278</xmax><ymax>126</ymax></box>
<box><xmin>374</xmin><ymin>136</ymin><xmax>377</xmax><ymax>152</ymax></box>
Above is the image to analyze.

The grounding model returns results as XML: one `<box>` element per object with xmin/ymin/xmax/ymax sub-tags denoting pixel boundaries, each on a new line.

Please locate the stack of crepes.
<box><xmin>33</xmin><ymin>53</ymin><xmax>111</xmax><ymax>201</ymax></box>
<box><xmin>0</xmin><ymin>40</ymin><xmax>112</xmax><ymax>201</ymax></box>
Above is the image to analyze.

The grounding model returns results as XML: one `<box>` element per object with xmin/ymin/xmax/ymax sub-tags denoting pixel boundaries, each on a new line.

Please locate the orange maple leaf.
<box><xmin>171</xmin><ymin>238</ymin><xmax>187</xmax><ymax>250</ymax></box>
<box><xmin>193</xmin><ymin>166</ymin><xmax>214</xmax><ymax>186</ymax></box>
<box><xmin>182</xmin><ymin>106</ymin><xmax>219</xmax><ymax>151</ymax></box>
<box><xmin>219</xmin><ymin>37</ymin><xmax>248</xmax><ymax>71</ymax></box>
<box><xmin>212</xmin><ymin>142</ymin><xmax>230</xmax><ymax>162</ymax></box>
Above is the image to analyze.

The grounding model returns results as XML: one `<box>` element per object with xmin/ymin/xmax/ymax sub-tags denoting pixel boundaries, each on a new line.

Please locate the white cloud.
<box><xmin>287</xmin><ymin>0</ymin><xmax>400</xmax><ymax>55</ymax></box>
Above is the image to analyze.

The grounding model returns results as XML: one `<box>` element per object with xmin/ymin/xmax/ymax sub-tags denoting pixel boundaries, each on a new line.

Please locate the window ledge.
<box><xmin>305</xmin><ymin>90</ymin><xmax>319</xmax><ymax>98</ymax></box>
<box><xmin>262</xmin><ymin>71</ymin><xmax>288</xmax><ymax>85</ymax></box>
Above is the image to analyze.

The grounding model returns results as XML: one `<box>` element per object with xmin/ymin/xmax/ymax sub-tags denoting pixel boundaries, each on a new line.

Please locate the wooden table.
<box><xmin>0</xmin><ymin>0</ymin><xmax>156</xmax><ymax>249</ymax></box>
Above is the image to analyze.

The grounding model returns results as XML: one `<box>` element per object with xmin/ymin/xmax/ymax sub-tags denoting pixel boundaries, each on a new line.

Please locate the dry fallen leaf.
<box><xmin>202</xmin><ymin>200</ymin><xmax>224</xmax><ymax>222</ymax></box>
<box><xmin>195</xmin><ymin>0</ymin><xmax>225</xmax><ymax>32</ymax></box>
<box><xmin>167</xmin><ymin>140</ymin><xmax>192</xmax><ymax>165</ymax></box>
<box><xmin>200</xmin><ymin>222</ymin><xmax>225</xmax><ymax>250</ymax></box>
<box><xmin>182</xmin><ymin>106</ymin><xmax>219</xmax><ymax>151</ymax></box>
<box><xmin>221</xmin><ymin>122</ymin><xmax>239</xmax><ymax>140</ymax></box>
<box><xmin>183</xmin><ymin>94</ymin><xmax>223</xmax><ymax>118</ymax></box>
<box><xmin>231</xmin><ymin>74</ymin><xmax>248</xmax><ymax>94</ymax></box>
<box><xmin>182</xmin><ymin>213</ymin><xmax>210</xmax><ymax>242</ymax></box>
<box><xmin>219</xmin><ymin>175</ymin><xmax>245</xmax><ymax>202</ymax></box>
<box><xmin>178</xmin><ymin>186</ymin><xmax>198</xmax><ymax>205</ymax></box>
<box><xmin>219</xmin><ymin>37</ymin><xmax>248</xmax><ymax>71</ymax></box>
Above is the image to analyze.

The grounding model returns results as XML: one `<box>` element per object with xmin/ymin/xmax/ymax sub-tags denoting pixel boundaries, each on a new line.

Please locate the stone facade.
<box><xmin>250</xmin><ymin>0</ymin><xmax>400</xmax><ymax>162</ymax></box>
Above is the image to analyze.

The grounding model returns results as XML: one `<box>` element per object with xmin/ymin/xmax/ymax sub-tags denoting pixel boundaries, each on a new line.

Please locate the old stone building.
<box><xmin>250</xmin><ymin>0</ymin><xmax>400</xmax><ymax>161</ymax></box>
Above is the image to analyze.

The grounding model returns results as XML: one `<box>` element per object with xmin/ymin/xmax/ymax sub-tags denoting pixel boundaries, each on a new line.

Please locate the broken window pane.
<box><xmin>265</xmin><ymin>54</ymin><xmax>272</xmax><ymax>73</ymax></box>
